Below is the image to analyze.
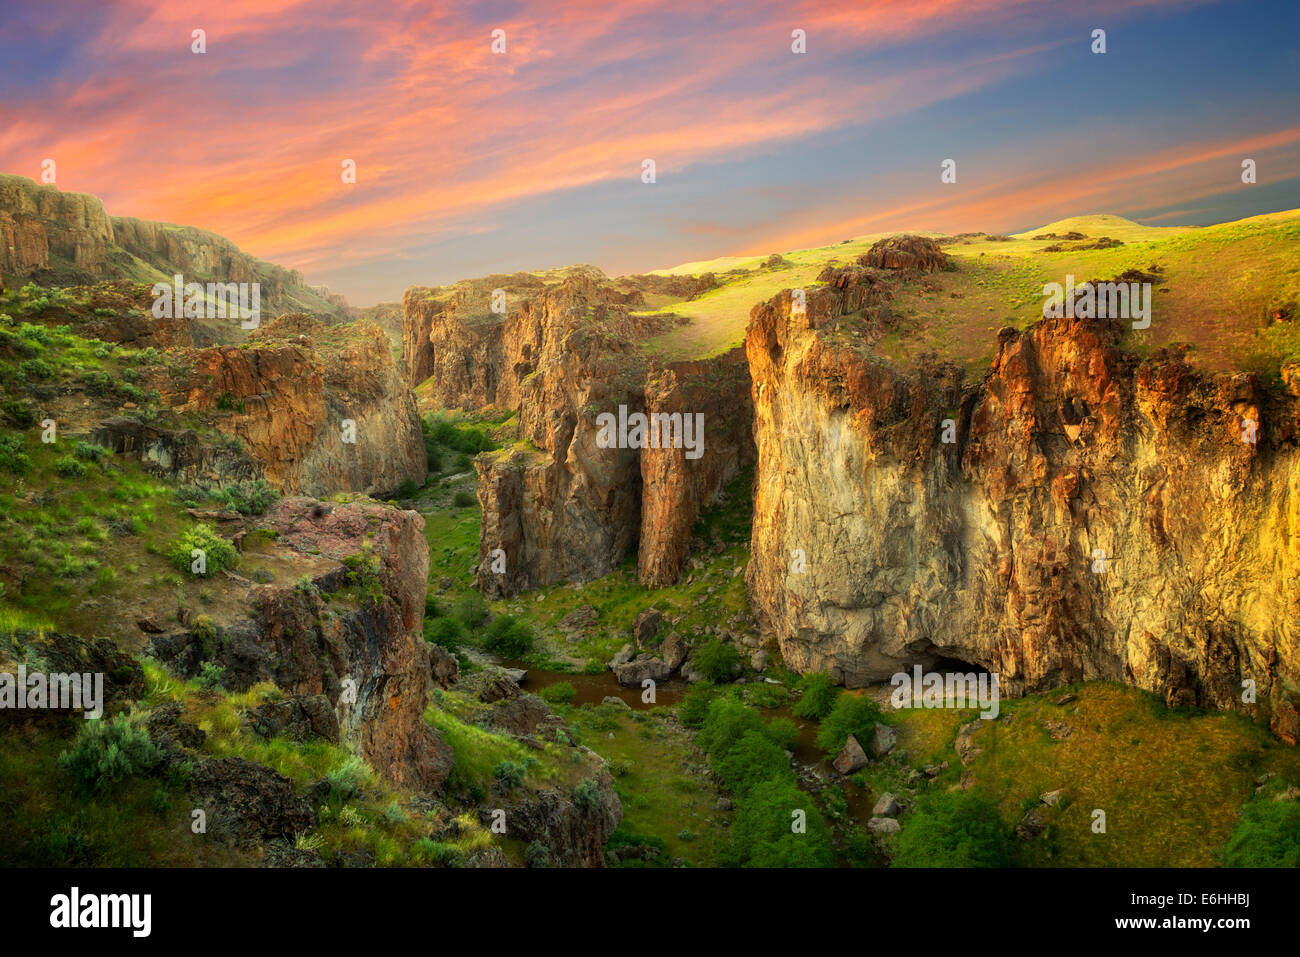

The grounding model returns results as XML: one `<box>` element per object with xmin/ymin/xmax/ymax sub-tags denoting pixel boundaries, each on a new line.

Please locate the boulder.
<box><xmin>870</xmin><ymin>722</ymin><xmax>898</xmax><ymax>758</ymax></box>
<box><xmin>609</xmin><ymin>644</ymin><xmax>634</xmax><ymax>668</ymax></box>
<box><xmin>188</xmin><ymin>757</ymin><xmax>315</xmax><ymax>847</ymax></box>
<box><xmin>1041</xmin><ymin>788</ymin><xmax>1065</xmax><ymax>806</ymax></box>
<box><xmin>872</xmin><ymin>792</ymin><xmax>900</xmax><ymax>817</ymax></box>
<box><xmin>612</xmin><ymin>655</ymin><xmax>673</xmax><ymax>687</ymax></box>
<box><xmin>660</xmin><ymin>632</ymin><xmax>689</xmax><ymax>672</ymax></box>
<box><xmin>632</xmin><ymin>608</ymin><xmax>663</xmax><ymax>648</ymax></box>
<box><xmin>832</xmin><ymin>734</ymin><xmax>869</xmax><ymax>774</ymax></box>
<box><xmin>867</xmin><ymin>817</ymin><xmax>901</xmax><ymax>835</ymax></box>
<box><xmin>247</xmin><ymin>694</ymin><xmax>339</xmax><ymax>743</ymax></box>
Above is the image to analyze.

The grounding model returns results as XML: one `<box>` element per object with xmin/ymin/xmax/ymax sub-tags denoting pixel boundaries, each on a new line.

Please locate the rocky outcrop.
<box><xmin>502</xmin><ymin>768</ymin><xmax>623</xmax><ymax>867</ymax></box>
<box><xmin>147</xmin><ymin>497</ymin><xmax>453</xmax><ymax>791</ymax></box>
<box><xmin>746</xmin><ymin>267</ymin><xmax>1300</xmax><ymax>740</ymax></box>
<box><xmin>0</xmin><ymin>173</ymin><xmax>348</xmax><ymax>320</ymax></box>
<box><xmin>159</xmin><ymin>314</ymin><xmax>426</xmax><ymax>496</ymax></box>
<box><xmin>638</xmin><ymin>348</ymin><xmax>755</xmax><ymax>585</ymax></box>
<box><xmin>404</xmin><ymin>266</ymin><xmax>747</xmax><ymax>595</ymax></box>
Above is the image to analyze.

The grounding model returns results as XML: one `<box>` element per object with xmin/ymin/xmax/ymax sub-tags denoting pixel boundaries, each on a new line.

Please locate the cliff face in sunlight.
<box><xmin>745</xmin><ymin>263</ymin><xmax>1300</xmax><ymax>742</ymax></box>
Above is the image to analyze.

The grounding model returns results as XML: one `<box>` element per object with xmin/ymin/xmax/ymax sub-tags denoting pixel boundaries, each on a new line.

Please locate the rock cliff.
<box><xmin>403</xmin><ymin>265</ymin><xmax>749</xmax><ymax>595</ymax></box>
<box><xmin>146</xmin><ymin>497</ymin><xmax>453</xmax><ymax>791</ymax></box>
<box><xmin>0</xmin><ymin>173</ymin><xmax>348</xmax><ymax>321</ymax></box>
<box><xmin>745</xmin><ymin>263</ymin><xmax>1300</xmax><ymax>741</ymax></box>
<box><xmin>159</xmin><ymin>314</ymin><xmax>426</xmax><ymax>496</ymax></box>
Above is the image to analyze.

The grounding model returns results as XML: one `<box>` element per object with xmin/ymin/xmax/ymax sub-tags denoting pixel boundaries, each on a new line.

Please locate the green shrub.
<box><xmin>54</xmin><ymin>454</ymin><xmax>88</xmax><ymax>478</ymax></box>
<box><xmin>453</xmin><ymin>592</ymin><xmax>487</xmax><ymax>627</ymax></box>
<box><xmin>168</xmin><ymin>524</ymin><xmax>238</xmax><ymax>576</ymax></box>
<box><xmin>573</xmin><ymin>777</ymin><xmax>602</xmax><ymax>812</ymax></box>
<box><xmin>678</xmin><ymin>683</ymin><xmax>722</xmax><ymax>729</ymax></box>
<box><xmin>59</xmin><ymin>714</ymin><xmax>162</xmax><ymax>793</ymax></box>
<box><xmin>325</xmin><ymin>756</ymin><xmax>369</xmax><ymax>804</ymax></box>
<box><xmin>424</xmin><ymin>594</ymin><xmax>444</xmax><ymax>618</ymax></box>
<box><xmin>693</xmin><ymin>638</ymin><xmax>741</xmax><ymax>682</ymax></box>
<box><xmin>72</xmin><ymin>440</ymin><xmax>108</xmax><ymax>461</ymax></box>
<box><xmin>424</xmin><ymin>615</ymin><xmax>465</xmax><ymax>651</ymax></box>
<box><xmin>396</xmin><ymin>478</ymin><xmax>419</xmax><ymax>498</ymax></box>
<box><xmin>494</xmin><ymin>759</ymin><xmax>526</xmax><ymax>789</ymax></box>
<box><xmin>452</xmin><ymin>490</ymin><xmax>476</xmax><ymax>508</ymax></box>
<box><xmin>482</xmin><ymin>615</ymin><xmax>534</xmax><ymax>657</ymax></box>
<box><xmin>816</xmin><ymin>694</ymin><xmax>884</xmax><ymax>757</ymax></box>
<box><xmin>1221</xmin><ymin>793</ymin><xmax>1300</xmax><ymax>867</ymax></box>
<box><xmin>726</xmin><ymin>779</ymin><xmax>834</xmax><ymax>867</ymax></box>
<box><xmin>197</xmin><ymin>661</ymin><xmax>225</xmax><ymax>691</ymax></box>
<box><xmin>763</xmin><ymin>716</ymin><xmax>800</xmax><ymax>751</ymax></box>
<box><xmin>792</xmin><ymin>672</ymin><xmax>841</xmax><ymax>720</ymax></box>
<box><xmin>1</xmin><ymin>399</ymin><xmax>36</xmax><ymax>428</ymax></box>
<box><xmin>697</xmin><ymin>697</ymin><xmax>765</xmax><ymax>757</ymax></box>
<box><xmin>890</xmin><ymin>791</ymin><xmax>1010</xmax><ymax>867</ymax></box>
<box><xmin>212</xmin><ymin>479</ymin><xmax>280</xmax><ymax>516</ymax></box>
<box><xmin>540</xmin><ymin>681</ymin><xmax>576</xmax><ymax>705</ymax></box>
<box><xmin>714</xmin><ymin>730</ymin><xmax>790</xmax><ymax>797</ymax></box>
<box><xmin>524</xmin><ymin>840</ymin><xmax>552</xmax><ymax>868</ymax></box>
<box><xmin>0</xmin><ymin>434</ymin><xmax>31</xmax><ymax>474</ymax></box>
<box><xmin>19</xmin><ymin>358</ymin><xmax>53</xmax><ymax>380</ymax></box>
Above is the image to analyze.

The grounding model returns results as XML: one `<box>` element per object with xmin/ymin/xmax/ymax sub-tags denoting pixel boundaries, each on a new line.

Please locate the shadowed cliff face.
<box><xmin>159</xmin><ymin>314</ymin><xmax>427</xmax><ymax>497</ymax></box>
<box><xmin>403</xmin><ymin>266</ymin><xmax>751</xmax><ymax>595</ymax></box>
<box><xmin>746</xmin><ymin>265</ymin><xmax>1300</xmax><ymax>741</ymax></box>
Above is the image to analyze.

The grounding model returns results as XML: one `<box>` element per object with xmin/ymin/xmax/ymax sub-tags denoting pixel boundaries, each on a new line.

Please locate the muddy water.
<box><xmin>495</xmin><ymin>659</ymin><xmax>690</xmax><ymax>709</ymax></box>
<box><xmin>495</xmin><ymin>656</ymin><xmax>879</xmax><ymax>823</ymax></box>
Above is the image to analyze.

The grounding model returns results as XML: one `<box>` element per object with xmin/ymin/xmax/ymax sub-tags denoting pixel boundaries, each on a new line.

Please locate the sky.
<box><xmin>1</xmin><ymin>0</ymin><xmax>1297</xmax><ymax>304</ymax></box>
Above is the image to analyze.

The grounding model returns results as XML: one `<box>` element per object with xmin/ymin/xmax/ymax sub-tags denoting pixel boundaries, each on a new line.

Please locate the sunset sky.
<box><xmin>2</xmin><ymin>0</ymin><xmax>1297</xmax><ymax>304</ymax></box>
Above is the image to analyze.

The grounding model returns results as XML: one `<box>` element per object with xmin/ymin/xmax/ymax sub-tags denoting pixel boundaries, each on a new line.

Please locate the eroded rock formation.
<box><xmin>746</xmin><ymin>267</ymin><xmax>1300</xmax><ymax>740</ymax></box>
<box><xmin>147</xmin><ymin>497</ymin><xmax>453</xmax><ymax>791</ymax></box>
<box><xmin>159</xmin><ymin>314</ymin><xmax>426</xmax><ymax>496</ymax></box>
<box><xmin>403</xmin><ymin>265</ymin><xmax>749</xmax><ymax>595</ymax></box>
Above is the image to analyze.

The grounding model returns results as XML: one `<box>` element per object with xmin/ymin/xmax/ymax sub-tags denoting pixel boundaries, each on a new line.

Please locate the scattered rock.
<box><xmin>955</xmin><ymin>720</ymin><xmax>985</xmax><ymax>765</ymax></box>
<box><xmin>558</xmin><ymin>605</ymin><xmax>598</xmax><ymax>638</ymax></box>
<box><xmin>1054</xmin><ymin>693</ymin><xmax>1077</xmax><ymax>706</ymax></box>
<box><xmin>750</xmin><ymin>649</ymin><xmax>768</xmax><ymax>672</ymax></box>
<box><xmin>1041</xmin><ymin>788</ymin><xmax>1065</xmax><ymax>806</ymax></box>
<box><xmin>832</xmin><ymin>734</ymin><xmax>869</xmax><ymax>774</ymax></box>
<box><xmin>609</xmin><ymin>644</ymin><xmax>634</xmax><ymax>668</ymax></box>
<box><xmin>136</xmin><ymin>616</ymin><xmax>164</xmax><ymax>634</ymax></box>
<box><xmin>1016</xmin><ymin>806</ymin><xmax>1050</xmax><ymax>840</ymax></box>
<box><xmin>867</xmin><ymin>816</ymin><xmax>901</xmax><ymax>835</ymax></box>
<box><xmin>632</xmin><ymin>608</ymin><xmax>663</xmax><ymax>648</ymax></box>
<box><xmin>428</xmin><ymin>643</ymin><xmax>459</xmax><ymax>688</ymax></box>
<box><xmin>1043</xmin><ymin>720</ymin><xmax>1074</xmax><ymax>741</ymax></box>
<box><xmin>872</xmin><ymin>792</ymin><xmax>900</xmax><ymax>817</ymax></box>
<box><xmin>601</xmin><ymin>696</ymin><xmax>630</xmax><ymax>708</ymax></box>
<box><xmin>870</xmin><ymin>722</ymin><xmax>898</xmax><ymax>758</ymax></box>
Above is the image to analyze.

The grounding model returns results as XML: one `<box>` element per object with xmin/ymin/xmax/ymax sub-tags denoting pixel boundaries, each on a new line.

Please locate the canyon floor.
<box><xmin>2</xmin><ymin>173</ymin><xmax>1299</xmax><ymax>867</ymax></box>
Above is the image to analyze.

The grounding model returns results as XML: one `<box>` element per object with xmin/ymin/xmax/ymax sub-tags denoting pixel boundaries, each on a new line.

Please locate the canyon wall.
<box><xmin>0</xmin><ymin>173</ymin><xmax>348</xmax><ymax>320</ymax></box>
<box><xmin>402</xmin><ymin>267</ymin><xmax>752</xmax><ymax>595</ymax></box>
<box><xmin>159</xmin><ymin>314</ymin><xmax>427</xmax><ymax>496</ymax></box>
<box><xmin>746</xmin><ymin>266</ymin><xmax>1300</xmax><ymax>741</ymax></box>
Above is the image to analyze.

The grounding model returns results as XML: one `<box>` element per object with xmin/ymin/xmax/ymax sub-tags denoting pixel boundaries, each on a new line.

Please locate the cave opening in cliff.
<box><xmin>929</xmin><ymin>655</ymin><xmax>991</xmax><ymax>676</ymax></box>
